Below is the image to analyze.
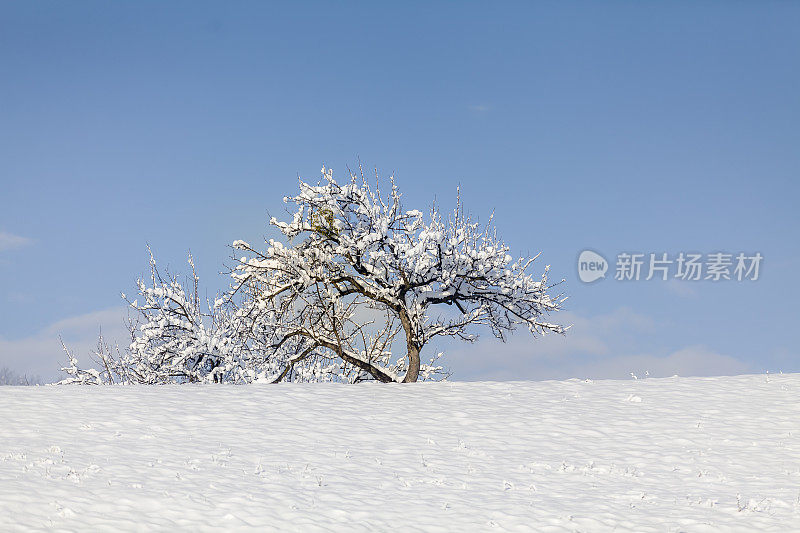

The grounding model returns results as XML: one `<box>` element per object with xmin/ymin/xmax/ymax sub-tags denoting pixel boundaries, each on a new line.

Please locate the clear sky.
<box><xmin>1</xmin><ymin>1</ymin><xmax>798</xmax><ymax>382</ymax></box>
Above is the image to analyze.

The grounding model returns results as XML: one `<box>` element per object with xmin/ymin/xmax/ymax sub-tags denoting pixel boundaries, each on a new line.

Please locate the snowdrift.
<box><xmin>2</xmin><ymin>373</ymin><xmax>798</xmax><ymax>531</ymax></box>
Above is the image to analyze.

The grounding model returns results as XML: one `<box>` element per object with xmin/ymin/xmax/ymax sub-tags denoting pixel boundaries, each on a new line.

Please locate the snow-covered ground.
<box><xmin>1</xmin><ymin>374</ymin><xmax>799</xmax><ymax>532</ymax></box>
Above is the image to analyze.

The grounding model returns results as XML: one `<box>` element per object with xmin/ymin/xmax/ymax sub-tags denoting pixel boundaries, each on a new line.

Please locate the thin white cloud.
<box><xmin>443</xmin><ymin>307</ymin><xmax>752</xmax><ymax>381</ymax></box>
<box><xmin>0</xmin><ymin>231</ymin><xmax>32</xmax><ymax>252</ymax></box>
<box><xmin>665</xmin><ymin>279</ymin><xmax>698</xmax><ymax>298</ymax></box>
<box><xmin>564</xmin><ymin>346</ymin><xmax>752</xmax><ymax>381</ymax></box>
<box><xmin>0</xmin><ymin>307</ymin><xmax>129</xmax><ymax>383</ymax></box>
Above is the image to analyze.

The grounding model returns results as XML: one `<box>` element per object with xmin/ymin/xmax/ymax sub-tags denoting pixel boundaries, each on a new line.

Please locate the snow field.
<box><xmin>1</xmin><ymin>373</ymin><xmax>799</xmax><ymax>531</ymax></box>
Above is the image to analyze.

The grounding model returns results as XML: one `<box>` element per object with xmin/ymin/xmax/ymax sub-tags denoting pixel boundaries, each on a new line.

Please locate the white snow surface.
<box><xmin>2</xmin><ymin>374</ymin><xmax>799</xmax><ymax>532</ymax></box>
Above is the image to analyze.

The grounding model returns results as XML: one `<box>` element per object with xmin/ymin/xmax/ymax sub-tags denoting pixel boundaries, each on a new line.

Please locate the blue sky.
<box><xmin>1</xmin><ymin>2</ymin><xmax>798</xmax><ymax>382</ymax></box>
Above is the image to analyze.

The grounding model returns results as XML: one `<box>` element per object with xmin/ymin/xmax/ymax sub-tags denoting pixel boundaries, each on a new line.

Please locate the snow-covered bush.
<box><xmin>119</xmin><ymin>250</ymin><xmax>264</xmax><ymax>384</ymax></box>
<box><xmin>60</xmin><ymin>249</ymin><xmax>277</xmax><ymax>385</ymax></box>
<box><xmin>60</xmin><ymin>165</ymin><xmax>566</xmax><ymax>384</ymax></box>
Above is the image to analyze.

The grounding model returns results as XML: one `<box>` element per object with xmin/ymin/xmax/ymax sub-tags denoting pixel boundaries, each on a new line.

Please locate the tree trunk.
<box><xmin>402</xmin><ymin>344</ymin><xmax>421</xmax><ymax>383</ymax></box>
<box><xmin>399</xmin><ymin>309</ymin><xmax>421</xmax><ymax>383</ymax></box>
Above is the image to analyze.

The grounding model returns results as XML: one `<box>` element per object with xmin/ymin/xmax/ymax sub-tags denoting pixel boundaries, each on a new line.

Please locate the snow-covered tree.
<box><xmin>231</xmin><ymin>166</ymin><xmax>566</xmax><ymax>383</ymax></box>
<box><xmin>0</xmin><ymin>367</ymin><xmax>41</xmax><ymax>386</ymax></box>
<box><xmin>60</xmin><ymin>165</ymin><xmax>566</xmax><ymax>384</ymax></box>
